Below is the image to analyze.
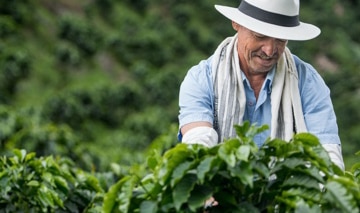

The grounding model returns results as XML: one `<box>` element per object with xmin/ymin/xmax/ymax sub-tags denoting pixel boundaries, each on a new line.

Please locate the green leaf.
<box><xmin>272</xmin><ymin>157</ymin><xmax>308</xmax><ymax>173</ymax></box>
<box><xmin>282</xmin><ymin>175</ymin><xmax>320</xmax><ymax>190</ymax></box>
<box><xmin>229</xmin><ymin>161</ymin><xmax>253</xmax><ymax>187</ymax></box>
<box><xmin>158</xmin><ymin>144</ymin><xmax>193</xmax><ymax>185</ymax></box>
<box><xmin>218</xmin><ymin>139</ymin><xmax>239</xmax><ymax>167</ymax></box>
<box><xmin>300</xmin><ymin>166</ymin><xmax>325</xmax><ymax>183</ymax></box>
<box><xmin>236</xmin><ymin>145</ymin><xmax>251</xmax><ymax>162</ymax></box>
<box><xmin>333</xmin><ymin>175</ymin><xmax>359</xmax><ymax>189</ymax></box>
<box><xmin>25</xmin><ymin>152</ymin><xmax>36</xmax><ymax>162</ymax></box>
<box><xmin>196</xmin><ymin>156</ymin><xmax>216</xmax><ymax>184</ymax></box>
<box><xmin>147</xmin><ymin>151</ymin><xmax>160</xmax><ymax>171</ymax></box>
<box><xmin>350</xmin><ymin>162</ymin><xmax>360</xmax><ymax>179</ymax></box>
<box><xmin>13</xmin><ymin>149</ymin><xmax>27</xmax><ymax>163</ymax></box>
<box><xmin>172</xmin><ymin>173</ymin><xmax>197</xmax><ymax>211</ymax></box>
<box><xmin>27</xmin><ymin>180</ymin><xmax>40</xmax><ymax>187</ymax></box>
<box><xmin>324</xmin><ymin>180</ymin><xmax>359</xmax><ymax>213</ymax></box>
<box><xmin>188</xmin><ymin>185</ymin><xmax>213</xmax><ymax>212</ymax></box>
<box><xmin>294</xmin><ymin>199</ymin><xmax>321</xmax><ymax>213</ymax></box>
<box><xmin>293</xmin><ymin>133</ymin><xmax>320</xmax><ymax>146</ymax></box>
<box><xmin>85</xmin><ymin>175</ymin><xmax>104</xmax><ymax>193</ymax></box>
<box><xmin>270</xmin><ymin>140</ymin><xmax>303</xmax><ymax>158</ymax></box>
<box><xmin>237</xmin><ymin>202</ymin><xmax>261</xmax><ymax>213</ymax></box>
<box><xmin>54</xmin><ymin>176</ymin><xmax>69</xmax><ymax>194</ymax></box>
<box><xmin>306</xmin><ymin>146</ymin><xmax>333</xmax><ymax>170</ymax></box>
<box><xmin>42</xmin><ymin>172</ymin><xmax>54</xmax><ymax>185</ymax></box>
<box><xmin>117</xmin><ymin>177</ymin><xmax>136</xmax><ymax>213</ymax></box>
<box><xmin>171</xmin><ymin>161</ymin><xmax>193</xmax><ymax>187</ymax></box>
<box><xmin>139</xmin><ymin>174</ymin><xmax>158</xmax><ymax>196</ymax></box>
<box><xmin>49</xmin><ymin>188</ymin><xmax>64</xmax><ymax>208</ymax></box>
<box><xmin>140</xmin><ymin>200</ymin><xmax>158</xmax><ymax>213</ymax></box>
<box><xmin>281</xmin><ymin>187</ymin><xmax>321</xmax><ymax>202</ymax></box>
<box><xmin>103</xmin><ymin>176</ymin><xmax>135</xmax><ymax>213</ymax></box>
<box><xmin>37</xmin><ymin>184</ymin><xmax>55</xmax><ymax>208</ymax></box>
<box><xmin>234</xmin><ymin>122</ymin><xmax>251</xmax><ymax>138</ymax></box>
<box><xmin>252</xmin><ymin>161</ymin><xmax>270</xmax><ymax>178</ymax></box>
<box><xmin>234</xmin><ymin>122</ymin><xmax>269</xmax><ymax>140</ymax></box>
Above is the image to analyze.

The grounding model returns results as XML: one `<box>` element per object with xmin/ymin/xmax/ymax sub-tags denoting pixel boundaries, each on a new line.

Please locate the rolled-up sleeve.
<box><xmin>178</xmin><ymin>58</ymin><xmax>214</xmax><ymax>128</ymax></box>
<box><xmin>296</xmin><ymin>56</ymin><xmax>340</xmax><ymax>145</ymax></box>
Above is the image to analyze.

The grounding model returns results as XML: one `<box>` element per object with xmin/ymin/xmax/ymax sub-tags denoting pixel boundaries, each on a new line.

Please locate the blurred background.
<box><xmin>0</xmin><ymin>0</ymin><xmax>359</xmax><ymax>172</ymax></box>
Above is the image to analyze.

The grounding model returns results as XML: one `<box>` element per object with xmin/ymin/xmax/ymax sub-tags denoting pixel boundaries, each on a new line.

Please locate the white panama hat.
<box><xmin>215</xmin><ymin>0</ymin><xmax>321</xmax><ymax>41</ymax></box>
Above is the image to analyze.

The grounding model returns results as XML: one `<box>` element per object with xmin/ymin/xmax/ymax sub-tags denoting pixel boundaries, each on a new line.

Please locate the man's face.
<box><xmin>235</xmin><ymin>24</ymin><xmax>287</xmax><ymax>75</ymax></box>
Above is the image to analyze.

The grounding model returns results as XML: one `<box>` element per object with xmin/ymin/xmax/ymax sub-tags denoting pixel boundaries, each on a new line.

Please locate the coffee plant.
<box><xmin>2</xmin><ymin>122</ymin><xmax>360</xmax><ymax>212</ymax></box>
<box><xmin>103</xmin><ymin>122</ymin><xmax>360</xmax><ymax>213</ymax></box>
<box><xmin>0</xmin><ymin>149</ymin><xmax>105</xmax><ymax>212</ymax></box>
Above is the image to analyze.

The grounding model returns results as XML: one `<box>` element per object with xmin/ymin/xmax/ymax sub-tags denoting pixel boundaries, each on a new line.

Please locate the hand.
<box><xmin>204</xmin><ymin>197</ymin><xmax>218</xmax><ymax>212</ymax></box>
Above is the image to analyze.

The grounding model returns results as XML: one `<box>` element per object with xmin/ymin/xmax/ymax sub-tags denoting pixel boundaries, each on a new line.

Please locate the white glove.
<box><xmin>182</xmin><ymin>126</ymin><xmax>218</xmax><ymax>147</ymax></box>
<box><xmin>322</xmin><ymin>143</ymin><xmax>345</xmax><ymax>170</ymax></box>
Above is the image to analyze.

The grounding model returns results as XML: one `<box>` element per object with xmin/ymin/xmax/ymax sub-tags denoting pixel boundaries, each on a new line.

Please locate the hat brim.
<box><xmin>215</xmin><ymin>5</ymin><xmax>320</xmax><ymax>41</ymax></box>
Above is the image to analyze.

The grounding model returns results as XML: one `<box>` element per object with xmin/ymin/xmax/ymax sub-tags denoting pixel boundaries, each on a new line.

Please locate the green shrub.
<box><xmin>2</xmin><ymin>123</ymin><xmax>360</xmax><ymax>212</ymax></box>
<box><xmin>0</xmin><ymin>16</ymin><xmax>17</xmax><ymax>38</ymax></box>
<box><xmin>0</xmin><ymin>106</ymin><xmax>98</xmax><ymax>171</ymax></box>
<box><xmin>58</xmin><ymin>15</ymin><xmax>103</xmax><ymax>57</ymax></box>
<box><xmin>0</xmin><ymin>0</ymin><xmax>35</xmax><ymax>25</ymax></box>
<box><xmin>103</xmin><ymin>122</ymin><xmax>360</xmax><ymax>212</ymax></box>
<box><xmin>0</xmin><ymin>48</ymin><xmax>31</xmax><ymax>103</ymax></box>
<box><xmin>42</xmin><ymin>84</ymin><xmax>142</xmax><ymax>128</ymax></box>
<box><xmin>55</xmin><ymin>41</ymin><xmax>82</xmax><ymax>67</ymax></box>
<box><xmin>0</xmin><ymin>149</ymin><xmax>104</xmax><ymax>212</ymax></box>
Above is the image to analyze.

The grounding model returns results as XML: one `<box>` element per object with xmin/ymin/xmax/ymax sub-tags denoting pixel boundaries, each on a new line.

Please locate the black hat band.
<box><xmin>238</xmin><ymin>1</ymin><xmax>300</xmax><ymax>27</ymax></box>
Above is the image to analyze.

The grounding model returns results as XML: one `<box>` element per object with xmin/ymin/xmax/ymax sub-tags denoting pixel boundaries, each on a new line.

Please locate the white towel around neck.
<box><xmin>212</xmin><ymin>34</ymin><xmax>307</xmax><ymax>143</ymax></box>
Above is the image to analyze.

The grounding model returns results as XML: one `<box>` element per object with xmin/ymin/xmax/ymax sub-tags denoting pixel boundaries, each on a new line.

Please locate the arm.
<box><xmin>322</xmin><ymin>144</ymin><xmax>344</xmax><ymax>170</ymax></box>
<box><xmin>178</xmin><ymin>58</ymin><xmax>218</xmax><ymax>147</ymax></box>
<box><xmin>181</xmin><ymin>122</ymin><xmax>218</xmax><ymax>147</ymax></box>
<box><xmin>295</xmin><ymin>56</ymin><xmax>345</xmax><ymax>170</ymax></box>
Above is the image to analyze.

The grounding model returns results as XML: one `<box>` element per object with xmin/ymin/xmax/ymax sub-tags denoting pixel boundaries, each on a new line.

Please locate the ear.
<box><xmin>232</xmin><ymin>21</ymin><xmax>239</xmax><ymax>31</ymax></box>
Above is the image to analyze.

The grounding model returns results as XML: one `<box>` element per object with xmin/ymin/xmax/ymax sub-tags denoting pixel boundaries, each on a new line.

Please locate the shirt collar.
<box><xmin>241</xmin><ymin>66</ymin><xmax>276</xmax><ymax>92</ymax></box>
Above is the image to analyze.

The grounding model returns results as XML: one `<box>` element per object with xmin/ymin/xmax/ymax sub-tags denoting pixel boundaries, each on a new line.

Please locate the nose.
<box><xmin>261</xmin><ymin>38</ymin><xmax>277</xmax><ymax>57</ymax></box>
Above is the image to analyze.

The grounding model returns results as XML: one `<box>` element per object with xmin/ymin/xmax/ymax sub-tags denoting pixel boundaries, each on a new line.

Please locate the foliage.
<box><xmin>0</xmin><ymin>0</ymin><xmax>35</xmax><ymax>26</ymax></box>
<box><xmin>0</xmin><ymin>0</ymin><xmax>359</xmax><ymax>173</ymax></box>
<box><xmin>2</xmin><ymin>123</ymin><xmax>360</xmax><ymax>212</ymax></box>
<box><xmin>0</xmin><ymin>149</ymin><xmax>105</xmax><ymax>212</ymax></box>
<box><xmin>42</xmin><ymin>84</ymin><xmax>142</xmax><ymax>128</ymax></box>
<box><xmin>58</xmin><ymin>14</ymin><xmax>104</xmax><ymax>57</ymax></box>
<box><xmin>0</xmin><ymin>47</ymin><xmax>30</xmax><ymax>103</ymax></box>
<box><xmin>103</xmin><ymin>122</ymin><xmax>360</xmax><ymax>213</ymax></box>
<box><xmin>0</xmin><ymin>105</ymin><xmax>99</xmax><ymax>171</ymax></box>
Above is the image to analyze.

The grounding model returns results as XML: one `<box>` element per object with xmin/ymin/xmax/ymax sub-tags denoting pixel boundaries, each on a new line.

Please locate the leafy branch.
<box><xmin>103</xmin><ymin>122</ymin><xmax>360</xmax><ymax>213</ymax></box>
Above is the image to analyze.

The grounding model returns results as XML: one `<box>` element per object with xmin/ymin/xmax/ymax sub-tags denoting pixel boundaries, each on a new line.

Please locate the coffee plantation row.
<box><xmin>1</xmin><ymin>123</ymin><xmax>360</xmax><ymax>212</ymax></box>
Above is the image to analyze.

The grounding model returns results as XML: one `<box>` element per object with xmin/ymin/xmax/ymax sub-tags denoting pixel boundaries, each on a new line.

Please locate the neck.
<box><xmin>242</xmin><ymin>69</ymin><xmax>268</xmax><ymax>100</ymax></box>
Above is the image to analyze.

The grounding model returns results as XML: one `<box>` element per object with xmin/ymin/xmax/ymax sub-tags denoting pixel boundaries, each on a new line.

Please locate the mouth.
<box><xmin>256</xmin><ymin>55</ymin><xmax>275</xmax><ymax>67</ymax></box>
<box><xmin>259</xmin><ymin>55</ymin><xmax>272</xmax><ymax>60</ymax></box>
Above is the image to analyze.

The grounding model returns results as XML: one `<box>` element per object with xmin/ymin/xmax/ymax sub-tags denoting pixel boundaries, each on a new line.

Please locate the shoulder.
<box><xmin>182</xmin><ymin>56</ymin><xmax>213</xmax><ymax>88</ymax></box>
<box><xmin>186</xmin><ymin>56</ymin><xmax>213</xmax><ymax>79</ymax></box>
<box><xmin>292</xmin><ymin>54</ymin><xmax>330</xmax><ymax>98</ymax></box>
<box><xmin>293</xmin><ymin>54</ymin><xmax>326</xmax><ymax>86</ymax></box>
<box><xmin>293</xmin><ymin>55</ymin><xmax>317</xmax><ymax>74</ymax></box>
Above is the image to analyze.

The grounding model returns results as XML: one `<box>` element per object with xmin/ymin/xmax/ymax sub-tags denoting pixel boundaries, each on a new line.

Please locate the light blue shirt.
<box><xmin>178</xmin><ymin>54</ymin><xmax>340</xmax><ymax>147</ymax></box>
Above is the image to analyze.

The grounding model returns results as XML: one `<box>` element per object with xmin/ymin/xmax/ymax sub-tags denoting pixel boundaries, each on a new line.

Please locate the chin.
<box><xmin>252</xmin><ymin>66</ymin><xmax>274</xmax><ymax>73</ymax></box>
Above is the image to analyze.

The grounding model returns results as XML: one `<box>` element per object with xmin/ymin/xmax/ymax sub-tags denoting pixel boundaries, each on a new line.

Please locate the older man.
<box><xmin>178</xmin><ymin>0</ymin><xmax>344</xmax><ymax>170</ymax></box>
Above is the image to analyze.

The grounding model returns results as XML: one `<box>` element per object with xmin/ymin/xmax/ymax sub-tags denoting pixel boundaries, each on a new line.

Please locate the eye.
<box><xmin>276</xmin><ymin>39</ymin><xmax>288</xmax><ymax>44</ymax></box>
<box><xmin>254</xmin><ymin>33</ymin><xmax>266</xmax><ymax>39</ymax></box>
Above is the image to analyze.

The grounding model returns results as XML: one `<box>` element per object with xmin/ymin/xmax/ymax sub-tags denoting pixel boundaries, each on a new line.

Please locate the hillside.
<box><xmin>1</xmin><ymin>0</ymin><xmax>360</xmax><ymax>170</ymax></box>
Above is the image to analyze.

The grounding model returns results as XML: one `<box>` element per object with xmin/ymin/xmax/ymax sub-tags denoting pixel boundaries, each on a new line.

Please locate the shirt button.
<box><xmin>248</xmin><ymin>101</ymin><xmax>254</xmax><ymax>106</ymax></box>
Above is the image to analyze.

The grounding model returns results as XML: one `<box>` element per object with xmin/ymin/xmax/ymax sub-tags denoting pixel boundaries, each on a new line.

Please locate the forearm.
<box><xmin>182</xmin><ymin>126</ymin><xmax>218</xmax><ymax>147</ymax></box>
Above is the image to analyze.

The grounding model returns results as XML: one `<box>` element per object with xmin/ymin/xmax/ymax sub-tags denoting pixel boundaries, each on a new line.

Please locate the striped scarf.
<box><xmin>212</xmin><ymin>34</ymin><xmax>307</xmax><ymax>143</ymax></box>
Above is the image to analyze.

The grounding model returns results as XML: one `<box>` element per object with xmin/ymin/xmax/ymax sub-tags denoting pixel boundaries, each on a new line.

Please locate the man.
<box><xmin>178</xmin><ymin>0</ymin><xmax>344</xmax><ymax>170</ymax></box>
